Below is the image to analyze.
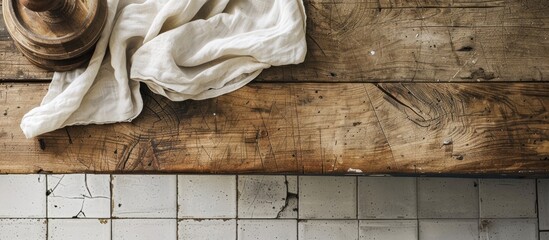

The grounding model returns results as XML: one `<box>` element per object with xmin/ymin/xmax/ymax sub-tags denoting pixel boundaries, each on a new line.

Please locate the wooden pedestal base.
<box><xmin>2</xmin><ymin>0</ymin><xmax>107</xmax><ymax>71</ymax></box>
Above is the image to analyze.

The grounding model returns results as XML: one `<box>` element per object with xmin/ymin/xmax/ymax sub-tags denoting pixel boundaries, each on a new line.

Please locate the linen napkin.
<box><xmin>20</xmin><ymin>0</ymin><xmax>307</xmax><ymax>138</ymax></box>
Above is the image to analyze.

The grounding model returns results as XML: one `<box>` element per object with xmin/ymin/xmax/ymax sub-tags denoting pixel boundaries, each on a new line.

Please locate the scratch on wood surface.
<box><xmin>375</xmin><ymin>84</ymin><xmax>430</xmax><ymax>127</ymax></box>
<box><xmin>307</xmin><ymin>34</ymin><xmax>327</xmax><ymax>57</ymax></box>
<box><xmin>117</xmin><ymin>140</ymin><xmax>138</xmax><ymax>170</ymax></box>
<box><xmin>363</xmin><ymin>84</ymin><xmax>396</xmax><ymax>165</ymax></box>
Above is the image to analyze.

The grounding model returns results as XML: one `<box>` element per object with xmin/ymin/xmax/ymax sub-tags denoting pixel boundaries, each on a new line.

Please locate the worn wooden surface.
<box><xmin>0</xmin><ymin>0</ymin><xmax>548</xmax><ymax>175</ymax></box>
<box><xmin>0</xmin><ymin>83</ymin><xmax>547</xmax><ymax>175</ymax></box>
<box><xmin>1</xmin><ymin>0</ymin><xmax>548</xmax><ymax>81</ymax></box>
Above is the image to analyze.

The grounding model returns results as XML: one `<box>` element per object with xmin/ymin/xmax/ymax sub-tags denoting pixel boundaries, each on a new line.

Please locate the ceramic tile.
<box><xmin>178</xmin><ymin>219</ymin><xmax>236</xmax><ymax>240</ymax></box>
<box><xmin>299</xmin><ymin>176</ymin><xmax>356</xmax><ymax>219</ymax></box>
<box><xmin>359</xmin><ymin>220</ymin><xmax>418</xmax><ymax>240</ymax></box>
<box><xmin>237</xmin><ymin>219</ymin><xmax>297</xmax><ymax>240</ymax></box>
<box><xmin>479</xmin><ymin>219</ymin><xmax>537</xmax><ymax>240</ymax></box>
<box><xmin>418</xmin><ymin>178</ymin><xmax>478</xmax><ymax>218</ymax></box>
<box><xmin>112</xmin><ymin>219</ymin><xmax>177</xmax><ymax>240</ymax></box>
<box><xmin>298</xmin><ymin>220</ymin><xmax>358</xmax><ymax>240</ymax></box>
<box><xmin>112</xmin><ymin>175</ymin><xmax>177</xmax><ymax>218</ymax></box>
<box><xmin>539</xmin><ymin>179</ymin><xmax>549</xmax><ymax>230</ymax></box>
<box><xmin>48</xmin><ymin>219</ymin><xmax>110</xmax><ymax>240</ymax></box>
<box><xmin>178</xmin><ymin>175</ymin><xmax>236</xmax><ymax>218</ymax></box>
<box><xmin>541</xmin><ymin>232</ymin><xmax>549</xmax><ymax>240</ymax></box>
<box><xmin>278</xmin><ymin>176</ymin><xmax>298</xmax><ymax>218</ymax></box>
<box><xmin>358</xmin><ymin>177</ymin><xmax>417</xmax><ymax>219</ymax></box>
<box><xmin>419</xmin><ymin>219</ymin><xmax>479</xmax><ymax>240</ymax></box>
<box><xmin>238</xmin><ymin>175</ymin><xmax>297</xmax><ymax>218</ymax></box>
<box><xmin>47</xmin><ymin>174</ymin><xmax>110</xmax><ymax>218</ymax></box>
<box><xmin>479</xmin><ymin>179</ymin><xmax>536</xmax><ymax>218</ymax></box>
<box><xmin>0</xmin><ymin>174</ymin><xmax>46</xmax><ymax>218</ymax></box>
<box><xmin>0</xmin><ymin>219</ymin><xmax>47</xmax><ymax>240</ymax></box>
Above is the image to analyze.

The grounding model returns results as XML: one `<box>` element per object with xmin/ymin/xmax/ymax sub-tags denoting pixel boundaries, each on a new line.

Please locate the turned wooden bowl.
<box><xmin>2</xmin><ymin>0</ymin><xmax>108</xmax><ymax>71</ymax></box>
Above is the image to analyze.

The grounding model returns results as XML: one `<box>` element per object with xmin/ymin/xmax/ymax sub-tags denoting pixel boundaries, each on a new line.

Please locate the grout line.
<box><xmin>536</xmin><ymin>178</ymin><xmax>540</xmax><ymax>239</ymax></box>
<box><xmin>45</xmin><ymin>174</ymin><xmax>48</xmax><ymax>240</ymax></box>
<box><xmin>356</xmin><ymin>176</ymin><xmax>359</xmax><ymax>239</ymax></box>
<box><xmin>175</xmin><ymin>174</ymin><xmax>179</xmax><ymax>238</ymax></box>
<box><xmin>416</xmin><ymin>177</ymin><xmax>420</xmax><ymax>240</ymax></box>
<box><xmin>355</xmin><ymin>176</ymin><xmax>358</xmax><ymax>219</ymax></box>
<box><xmin>110</xmin><ymin>174</ymin><xmax>113</xmax><ymax>240</ymax></box>
<box><xmin>476</xmin><ymin>178</ymin><xmax>482</xmax><ymax>220</ymax></box>
<box><xmin>477</xmin><ymin>177</ymin><xmax>481</xmax><ymax>237</ymax></box>
<box><xmin>236</xmin><ymin>175</ymin><xmax>239</xmax><ymax>240</ymax></box>
<box><xmin>296</xmin><ymin>175</ymin><xmax>299</xmax><ymax>239</ymax></box>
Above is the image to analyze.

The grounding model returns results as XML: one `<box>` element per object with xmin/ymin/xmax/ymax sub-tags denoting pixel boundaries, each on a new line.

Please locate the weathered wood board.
<box><xmin>0</xmin><ymin>0</ymin><xmax>548</xmax><ymax>175</ymax></box>
<box><xmin>1</xmin><ymin>83</ymin><xmax>547</xmax><ymax>175</ymax></box>
<box><xmin>1</xmin><ymin>0</ymin><xmax>548</xmax><ymax>82</ymax></box>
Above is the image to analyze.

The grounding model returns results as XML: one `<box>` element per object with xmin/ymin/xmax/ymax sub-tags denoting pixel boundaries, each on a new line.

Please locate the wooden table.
<box><xmin>1</xmin><ymin>0</ymin><xmax>548</xmax><ymax>175</ymax></box>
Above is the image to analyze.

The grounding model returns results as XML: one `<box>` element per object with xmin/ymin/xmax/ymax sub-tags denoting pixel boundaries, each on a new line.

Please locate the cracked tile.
<box><xmin>237</xmin><ymin>219</ymin><xmax>297</xmax><ymax>240</ymax></box>
<box><xmin>112</xmin><ymin>219</ymin><xmax>177</xmax><ymax>240</ymax></box>
<box><xmin>418</xmin><ymin>178</ymin><xmax>479</xmax><ymax>218</ymax></box>
<box><xmin>178</xmin><ymin>219</ymin><xmax>236</xmax><ymax>240</ymax></box>
<box><xmin>359</xmin><ymin>220</ymin><xmax>418</xmax><ymax>240</ymax></box>
<box><xmin>479</xmin><ymin>179</ymin><xmax>536</xmax><ymax>218</ymax></box>
<box><xmin>479</xmin><ymin>219</ymin><xmax>537</xmax><ymax>240</ymax></box>
<box><xmin>278</xmin><ymin>176</ymin><xmax>298</xmax><ymax>218</ymax></box>
<box><xmin>0</xmin><ymin>219</ymin><xmax>46</xmax><ymax>240</ymax></box>
<box><xmin>47</xmin><ymin>174</ymin><xmax>110</xmax><ymax>218</ymax></box>
<box><xmin>0</xmin><ymin>174</ymin><xmax>46</xmax><ymax>218</ymax></box>
<box><xmin>299</xmin><ymin>220</ymin><xmax>358</xmax><ymax>240</ymax></box>
<box><xmin>178</xmin><ymin>175</ymin><xmax>236</xmax><ymax>218</ymax></box>
<box><xmin>48</xmin><ymin>219</ymin><xmax>110</xmax><ymax>240</ymax></box>
<box><xmin>419</xmin><ymin>219</ymin><xmax>479</xmax><ymax>240</ymax></box>
<box><xmin>238</xmin><ymin>175</ymin><xmax>297</xmax><ymax>218</ymax></box>
<box><xmin>358</xmin><ymin>177</ymin><xmax>417</xmax><ymax>219</ymax></box>
<box><xmin>299</xmin><ymin>176</ymin><xmax>356</xmax><ymax>219</ymax></box>
<box><xmin>112</xmin><ymin>175</ymin><xmax>177</xmax><ymax>218</ymax></box>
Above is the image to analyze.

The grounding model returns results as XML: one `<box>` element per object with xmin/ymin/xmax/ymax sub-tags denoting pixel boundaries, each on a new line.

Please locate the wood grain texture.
<box><xmin>1</xmin><ymin>0</ymin><xmax>548</xmax><ymax>81</ymax></box>
<box><xmin>1</xmin><ymin>83</ymin><xmax>547</xmax><ymax>175</ymax></box>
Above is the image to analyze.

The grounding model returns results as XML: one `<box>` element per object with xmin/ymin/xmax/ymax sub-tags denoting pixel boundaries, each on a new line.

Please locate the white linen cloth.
<box><xmin>20</xmin><ymin>0</ymin><xmax>307</xmax><ymax>138</ymax></box>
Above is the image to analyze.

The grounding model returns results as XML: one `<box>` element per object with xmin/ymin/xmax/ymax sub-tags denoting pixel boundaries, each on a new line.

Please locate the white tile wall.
<box><xmin>0</xmin><ymin>175</ymin><xmax>46</xmax><ymax>218</ymax></box>
<box><xmin>179</xmin><ymin>219</ymin><xmax>236</xmax><ymax>240</ymax></box>
<box><xmin>112</xmin><ymin>219</ymin><xmax>177</xmax><ymax>240</ymax></box>
<box><xmin>358</xmin><ymin>177</ymin><xmax>417</xmax><ymax>219</ymax></box>
<box><xmin>298</xmin><ymin>220</ymin><xmax>358</xmax><ymax>240</ymax></box>
<box><xmin>237</xmin><ymin>219</ymin><xmax>297</xmax><ymax>240</ymax></box>
<box><xmin>48</xmin><ymin>219</ymin><xmax>111</xmax><ymax>240</ymax></box>
<box><xmin>0</xmin><ymin>174</ymin><xmax>546</xmax><ymax>240</ymax></box>
<box><xmin>479</xmin><ymin>179</ymin><xmax>536</xmax><ymax>218</ymax></box>
<box><xmin>299</xmin><ymin>176</ymin><xmax>356</xmax><ymax>219</ymax></box>
<box><xmin>178</xmin><ymin>175</ymin><xmax>236</xmax><ymax>218</ymax></box>
<box><xmin>419</xmin><ymin>219</ymin><xmax>479</xmax><ymax>240</ymax></box>
<box><xmin>47</xmin><ymin>174</ymin><xmax>110</xmax><ymax>218</ymax></box>
<box><xmin>479</xmin><ymin>219</ymin><xmax>538</xmax><ymax>240</ymax></box>
<box><xmin>112</xmin><ymin>175</ymin><xmax>177</xmax><ymax>218</ymax></box>
<box><xmin>0</xmin><ymin>219</ymin><xmax>47</xmax><ymax>240</ymax></box>
<box><xmin>418</xmin><ymin>178</ymin><xmax>479</xmax><ymax>218</ymax></box>
<box><xmin>359</xmin><ymin>220</ymin><xmax>418</xmax><ymax>240</ymax></box>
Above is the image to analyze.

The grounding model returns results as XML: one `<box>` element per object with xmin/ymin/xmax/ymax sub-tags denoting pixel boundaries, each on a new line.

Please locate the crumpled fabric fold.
<box><xmin>20</xmin><ymin>0</ymin><xmax>307</xmax><ymax>138</ymax></box>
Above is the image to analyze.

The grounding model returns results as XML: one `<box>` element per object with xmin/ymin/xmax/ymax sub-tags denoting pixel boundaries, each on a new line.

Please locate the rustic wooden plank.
<box><xmin>0</xmin><ymin>82</ymin><xmax>547</xmax><ymax>175</ymax></box>
<box><xmin>1</xmin><ymin>0</ymin><xmax>548</xmax><ymax>82</ymax></box>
